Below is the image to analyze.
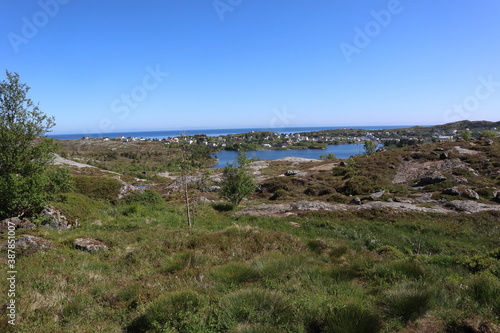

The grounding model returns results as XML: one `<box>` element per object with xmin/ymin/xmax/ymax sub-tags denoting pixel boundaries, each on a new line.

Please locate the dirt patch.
<box><xmin>308</xmin><ymin>163</ymin><xmax>338</xmax><ymax>171</ymax></box>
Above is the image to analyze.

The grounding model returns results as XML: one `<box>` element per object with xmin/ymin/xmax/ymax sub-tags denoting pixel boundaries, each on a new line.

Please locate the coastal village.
<box><xmin>83</xmin><ymin>123</ymin><xmax>500</xmax><ymax>150</ymax></box>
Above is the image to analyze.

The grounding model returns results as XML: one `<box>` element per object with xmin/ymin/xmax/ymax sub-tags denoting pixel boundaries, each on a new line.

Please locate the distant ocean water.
<box><xmin>48</xmin><ymin>125</ymin><xmax>417</xmax><ymax>140</ymax></box>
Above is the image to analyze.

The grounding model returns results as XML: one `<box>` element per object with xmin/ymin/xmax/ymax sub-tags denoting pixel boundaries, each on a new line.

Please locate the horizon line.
<box><xmin>49</xmin><ymin>124</ymin><xmax>433</xmax><ymax>136</ymax></box>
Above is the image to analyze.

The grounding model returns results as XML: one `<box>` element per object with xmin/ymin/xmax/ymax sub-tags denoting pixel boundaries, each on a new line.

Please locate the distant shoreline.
<box><xmin>48</xmin><ymin>125</ymin><xmax>422</xmax><ymax>140</ymax></box>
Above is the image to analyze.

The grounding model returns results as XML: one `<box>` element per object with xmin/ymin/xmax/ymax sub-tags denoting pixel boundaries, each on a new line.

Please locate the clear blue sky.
<box><xmin>1</xmin><ymin>0</ymin><xmax>499</xmax><ymax>134</ymax></box>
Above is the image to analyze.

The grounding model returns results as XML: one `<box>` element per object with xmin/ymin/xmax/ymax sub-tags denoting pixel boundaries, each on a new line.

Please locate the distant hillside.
<box><xmin>409</xmin><ymin>120</ymin><xmax>500</xmax><ymax>132</ymax></box>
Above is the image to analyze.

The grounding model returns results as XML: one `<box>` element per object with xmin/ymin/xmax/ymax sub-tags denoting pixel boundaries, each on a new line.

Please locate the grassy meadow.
<box><xmin>2</xmin><ymin>191</ymin><xmax>499</xmax><ymax>332</ymax></box>
<box><xmin>1</xmin><ymin>138</ymin><xmax>500</xmax><ymax>332</ymax></box>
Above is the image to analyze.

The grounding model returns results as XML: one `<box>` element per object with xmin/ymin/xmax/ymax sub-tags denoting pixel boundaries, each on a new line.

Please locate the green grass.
<box><xmin>2</xmin><ymin>159</ymin><xmax>500</xmax><ymax>332</ymax></box>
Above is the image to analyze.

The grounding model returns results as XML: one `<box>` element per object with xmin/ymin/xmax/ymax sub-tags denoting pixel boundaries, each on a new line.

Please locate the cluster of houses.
<box><xmin>82</xmin><ymin>127</ymin><xmax>498</xmax><ymax>148</ymax></box>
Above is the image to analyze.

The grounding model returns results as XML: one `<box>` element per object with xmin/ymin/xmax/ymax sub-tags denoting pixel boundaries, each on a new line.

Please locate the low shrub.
<box><xmin>51</xmin><ymin>192</ymin><xmax>106</xmax><ymax>221</ymax></box>
<box><xmin>381</xmin><ymin>284</ymin><xmax>433</xmax><ymax>323</ymax></box>
<box><xmin>459</xmin><ymin>255</ymin><xmax>498</xmax><ymax>274</ymax></box>
<box><xmin>341</xmin><ymin>176</ymin><xmax>376</xmax><ymax>195</ymax></box>
<box><xmin>73</xmin><ymin>175</ymin><xmax>122</xmax><ymax>202</ymax></box>
<box><xmin>330</xmin><ymin>265</ymin><xmax>360</xmax><ymax>282</ymax></box>
<box><xmin>219</xmin><ymin>288</ymin><xmax>298</xmax><ymax>330</ymax></box>
<box><xmin>307</xmin><ymin>239</ymin><xmax>330</xmax><ymax>255</ymax></box>
<box><xmin>212</xmin><ymin>263</ymin><xmax>262</xmax><ymax>284</ymax></box>
<box><xmin>428</xmin><ymin>255</ymin><xmax>458</xmax><ymax>267</ymax></box>
<box><xmin>212</xmin><ymin>202</ymin><xmax>235</xmax><ymax>212</ymax></box>
<box><xmin>161</xmin><ymin>251</ymin><xmax>204</xmax><ymax>274</ymax></box>
<box><xmin>466</xmin><ymin>275</ymin><xmax>500</xmax><ymax>308</ymax></box>
<box><xmin>320</xmin><ymin>304</ymin><xmax>382</xmax><ymax>333</ymax></box>
<box><xmin>326</xmin><ymin>193</ymin><xmax>350</xmax><ymax>203</ymax></box>
<box><xmin>330</xmin><ymin>244</ymin><xmax>349</xmax><ymax>258</ymax></box>
<box><xmin>375</xmin><ymin>245</ymin><xmax>406</xmax><ymax>260</ymax></box>
<box><xmin>61</xmin><ymin>295</ymin><xmax>93</xmax><ymax>320</ymax></box>
<box><xmin>127</xmin><ymin>291</ymin><xmax>205</xmax><ymax>333</ymax></box>
<box><xmin>254</xmin><ymin>254</ymin><xmax>307</xmax><ymax>283</ymax></box>
<box><xmin>373</xmin><ymin>261</ymin><xmax>427</xmax><ymax>283</ymax></box>
<box><xmin>124</xmin><ymin>189</ymin><xmax>164</xmax><ymax>205</ymax></box>
<box><xmin>270</xmin><ymin>189</ymin><xmax>289</xmax><ymax>200</ymax></box>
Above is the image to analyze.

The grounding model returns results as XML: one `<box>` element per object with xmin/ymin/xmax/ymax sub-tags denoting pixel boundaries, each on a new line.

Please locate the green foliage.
<box><xmin>381</xmin><ymin>284</ymin><xmax>433</xmax><ymax>323</ymax></box>
<box><xmin>45</xmin><ymin>167</ymin><xmax>75</xmax><ymax>200</ymax></box>
<box><xmin>460</xmin><ymin>130</ymin><xmax>472</xmax><ymax>141</ymax></box>
<box><xmin>341</xmin><ymin>176</ymin><xmax>376</xmax><ymax>195</ymax></box>
<box><xmin>51</xmin><ymin>192</ymin><xmax>107</xmax><ymax>222</ymax></box>
<box><xmin>458</xmin><ymin>254</ymin><xmax>498</xmax><ymax>274</ymax></box>
<box><xmin>375</xmin><ymin>245</ymin><xmax>406</xmax><ymax>260</ymax></box>
<box><xmin>480</xmin><ymin>130</ymin><xmax>498</xmax><ymax>138</ymax></box>
<box><xmin>124</xmin><ymin>189</ymin><xmax>164</xmax><ymax>205</ymax></box>
<box><xmin>220</xmin><ymin>151</ymin><xmax>256</xmax><ymax>205</ymax></box>
<box><xmin>466</xmin><ymin>275</ymin><xmax>500</xmax><ymax>308</ymax></box>
<box><xmin>0</xmin><ymin>71</ymin><xmax>57</xmax><ymax>218</ymax></box>
<box><xmin>229</xmin><ymin>323</ymin><xmax>285</xmax><ymax>333</ymax></box>
<box><xmin>212</xmin><ymin>262</ymin><xmax>262</xmax><ymax>284</ymax></box>
<box><xmin>363</xmin><ymin>140</ymin><xmax>378</xmax><ymax>155</ymax></box>
<box><xmin>211</xmin><ymin>202</ymin><xmax>235</xmax><ymax>212</ymax></box>
<box><xmin>161</xmin><ymin>251</ymin><xmax>205</xmax><ymax>274</ymax></box>
<box><xmin>320</xmin><ymin>305</ymin><xmax>382</xmax><ymax>333</ymax></box>
<box><xmin>128</xmin><ymin>291</ymin><xmax>205</xmax><ymax>333</ymax></box>
<box><xmin>269</xmin><ymin>188</ymin><xmax>288</xmax><ymax>200</ymax></box>
<box><xmin>219</xmin><ymin>288</ymin><xmax>298</xmax><ymax>330</ymax></box>
<box><xmin>73</xmin><ymin>175</ymin><xmax>122</xmax><ymax>202</ymax></box>
<box><xmin>319</xmin><ymin>153</ymin><xmax>337</xmax><ymax>160</ymax></box>
<box><xmin>372</xmin><ymin>261</ymin><xmax>427</xmax><ymax>282</ymax></box>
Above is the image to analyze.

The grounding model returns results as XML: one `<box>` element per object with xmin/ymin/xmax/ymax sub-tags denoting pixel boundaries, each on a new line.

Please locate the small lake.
<box><xmin>210</xmin><ymin>144</ymin><xmax>369</xmax><ymax>168</ymax></box>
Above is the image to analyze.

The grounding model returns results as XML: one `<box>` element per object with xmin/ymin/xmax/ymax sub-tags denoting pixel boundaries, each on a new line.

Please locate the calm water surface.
<box><xmin>210</xmin><ymin>144</ymin><xmax>368</xmax><ymax>168</ymax></box>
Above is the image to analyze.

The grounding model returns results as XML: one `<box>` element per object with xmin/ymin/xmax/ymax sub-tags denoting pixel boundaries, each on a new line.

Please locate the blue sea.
<box><xmin>48</xmin><ymin>125</ymin><xmax>415</xmax><ymax>140</ymax></box>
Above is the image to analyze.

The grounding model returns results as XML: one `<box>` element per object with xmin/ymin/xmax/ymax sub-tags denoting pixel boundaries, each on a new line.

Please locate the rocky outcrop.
<box><xmin>234</xmin><ymin>200</ymin><xmax>455</xmax><ymax>217</ymax></box>
<box><xmin>351</xmin><ymin>197</ymin><xmax>362</xmax><ymax>205</ymax></box>
<box><xmin>445</xmin><ymin>200</ymin><xmax>500</xmax><ymax>214</ymax></box>
<box><xmin>203</xmin><ymin>186</ymin><xmax>221</xmax><ymax>192</ymax></box>
<box><xmin>233</xmin><ymin>203</ymin><xmax>296</xmax><ymax>217</ymax></box>
<box><xmin>116</xmin><ymin>177</ymin><xmax>143</xmax><ymax>200</ymax></box>
<box><xmin>74</xmin><ymin>237</ymin><xmax>108</xmax><ymax>253</ymax></box>
<box><xmin>393</xmin><ymin>158</ymin><xmax>478</xmax><ymax>185</ymax></box>
<box><xmin>440</xmin><ymin>152</ymin><xmax>449</xmax><ymax>159</ymax></box>
<box><xmin>15</xmin><ymin>235</ymin><xmax>55</xmax><ymax>255</ymax></box>
<box><xmin>494</xmin><ymin>190</ymin><xmax>500</xmax><ymax>203</ymax></box>
<box><xmin>41</xmin><ymin>207</ymin><xmax>71</xmax><ymax>230</ymax></box>
<box><xmin>370</xmin><ymin>190</ymin><xmax>386</xmax><ymax>199</ymax></box>
<box><xmin>416</xmin><ymin>172</ymin><xmax>447</xmax><ymax>186</ymax></box>
<box><xmin>443</xmin><ymin>186</ymin><xmax>480</xmax><ymax>200</ymax></box>
<box><xmin>291</xmin><ymin>200</ymin><xmax>344</xmax><ymax>211</ymax></box>
<box><xmin>284</xmin><ymin>170</ymin><xmax>300</xmax><ymax>176</ymax></box>
<box><xmin>0</xmin><ymin>217</ymin><xmax>35</xmax><ymax>233</ymax></box>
